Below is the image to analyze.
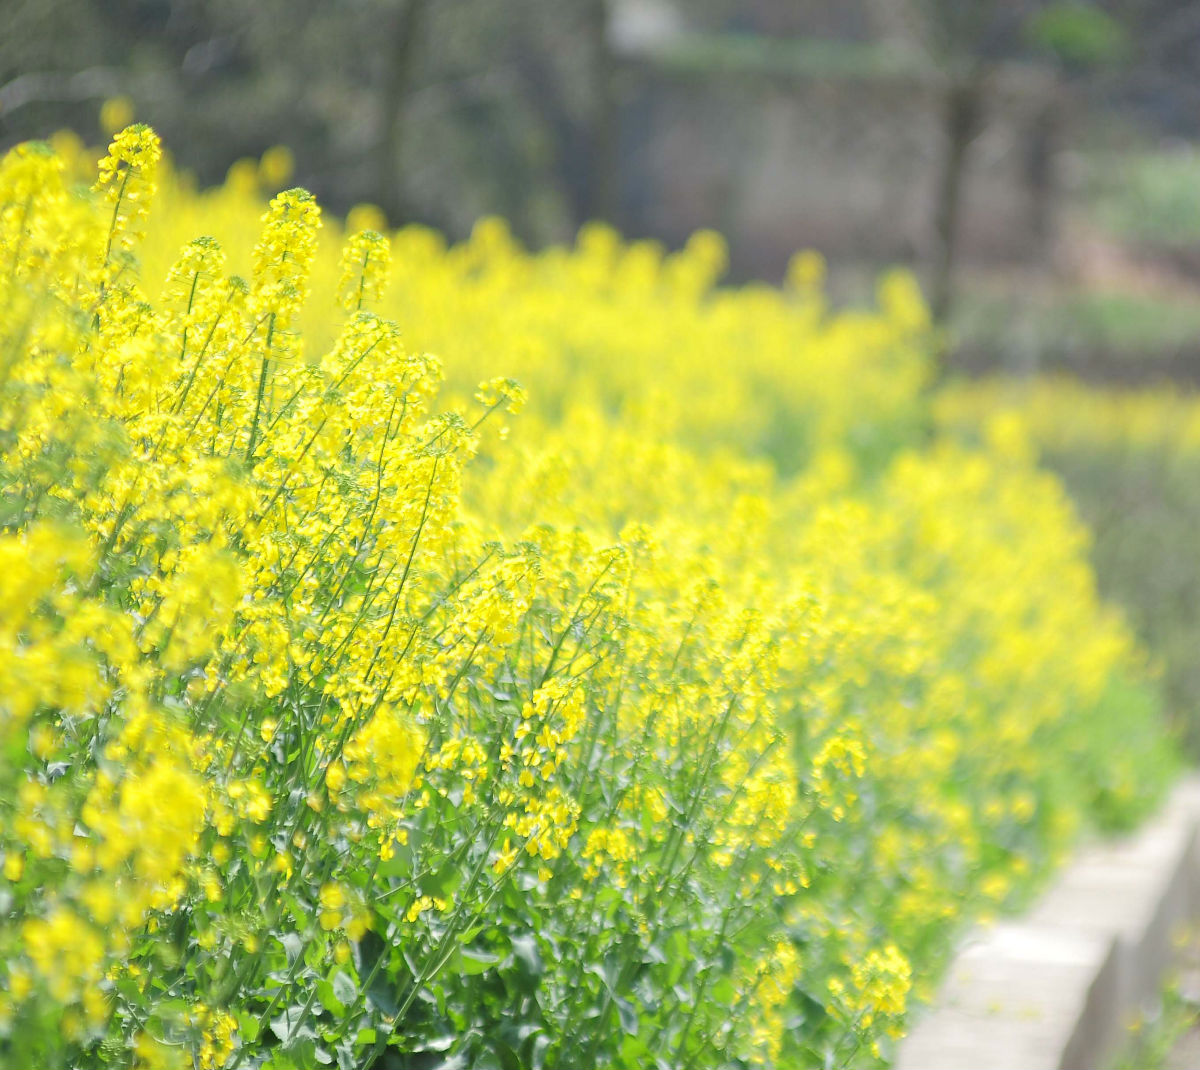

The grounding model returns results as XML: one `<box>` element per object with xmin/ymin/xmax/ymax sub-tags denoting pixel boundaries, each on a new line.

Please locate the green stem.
<box><xmin>245</xmin><ymin>313</ymin><xmax>275</xmax><ymax>463</ymax></box>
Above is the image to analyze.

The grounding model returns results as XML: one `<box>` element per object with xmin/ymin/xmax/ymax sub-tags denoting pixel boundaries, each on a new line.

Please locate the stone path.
<box><xmin>898</xmin><ymin>777</ymin><xmax>1200</xmax><ymax>1070</ymax></box>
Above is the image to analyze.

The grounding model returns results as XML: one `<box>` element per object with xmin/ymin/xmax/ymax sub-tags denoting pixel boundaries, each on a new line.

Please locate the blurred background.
<box><xmin>7</xmin><ymin>0</ymin><xmax>1200</xmax><ymax>750</ymax></box>
<box><xmin>6</xmin><ymin>0</ymin><xmax>1200</xmax><ymax>367</ymax></box>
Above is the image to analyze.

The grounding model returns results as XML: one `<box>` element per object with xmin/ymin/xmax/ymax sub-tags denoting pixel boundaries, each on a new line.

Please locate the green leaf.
<box><xmin>615</xmin><ymin>995</ymin><xmax>639</xmax><ymax>1036</ymax></box>
<box><xmin>278</xmin><ymin>931</ymin><xmax>305</xmax><ymax>965</ymax></box>
<box><xmin>421</xmin><ymin>1035</ymin><xmax>456</xmax><ymax>1052</ymax></box>
<box><xmin>316</xmin><ymin>979</ymin><xmax>344</xmax><ymax>1017</ymax></box>
<box><xmin>236</xmin><ymin>1011</ymin><xmax>261</xmax><ymax>1044</ymax></box>
<box><xmin>270</xmin><ymin>1007</ymin><xmax>318</xmax><ymax>1047</ymax></box>
<box><xmin>455</xmin><ymin>947</ymin><xmax>501</xmax><ymax>975</ymax></box>
<box><xmin>620</xmin><ymin>1033</ymin><xmax>652</xmax><ymax>1066</ymax></box>
<box><xmin>530</xmin><ymin>1034</ymin><xmax>552</xmax><ymax>1070</ymax></box>
<box><xmin>364</xmin><ymin>980</ymin><xmax>398</xmax><ymax>1018</ymax></box>
<box><xmin>331</xmin><ymin>970</ymin><xmax>356</xmax><ymax>1006</ymax></box>
<box><xmin>509</xmin><ymin>934</ymin><xmax>543</xmax><ymax>978</ymax></box>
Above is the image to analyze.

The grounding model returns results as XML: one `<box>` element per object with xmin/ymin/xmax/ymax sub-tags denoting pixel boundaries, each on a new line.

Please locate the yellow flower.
<box><xmin>3</xmin><ymin>853</ymin><xmax>24</xmax><ymax>882</ymax></box>
<box><xmin>337</xmin><ymin>229</ymin><xmax>391</xmax><ymax>312</ymax></box>
<box><xmin>99</xmin><ymin>96</ymin><xmax>135</xmax><ymax>135</ymax></box>
<box><xmin>93</xmin><ymin>123</ymin><xmax>161</xmax><ymax>264</ymax></box>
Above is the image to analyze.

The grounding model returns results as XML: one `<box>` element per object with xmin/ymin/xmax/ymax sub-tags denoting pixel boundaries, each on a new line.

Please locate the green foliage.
<box><xmin>1026</xmin><ymin>2</ymin><xmax>1129</xmax><ymax>69</ymax></box>
<box><xmin>0</xmin><ymin>129</ymin><xmax>1176</xmax><ymax>1070</ymax></box>
<box><xmin>1086</xmin><ymin>147</ymin><xmax>1200</xmax><ymax>247</ymax></box>
<box><xmin>1045</xmin><ymin>442</ymin><xmax>1200</xmax><ymax>754</ymax></box>
<box><xmin>938</xmin><ymin>376</ymin><xmax>1200</xmax><ymax>755</ymax></box>
<box><xmin>953</xmin><ymin>290</ymin><xmax>1200</xmax><ymax>377</ymax></box>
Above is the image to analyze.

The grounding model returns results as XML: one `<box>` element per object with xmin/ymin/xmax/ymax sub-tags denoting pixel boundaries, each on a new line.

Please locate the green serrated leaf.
<box><xmin>316</xmin><ymin>979</ymin><xmax>344</xmax><ymax>1017</ymax></box>
<box><xmin>270</xmin><ymin>1007</ymin><xmax>318</xmax><ymax>1047</ymax></box>
<box><xmin>331</xmin><ymin>970</ymin><xmax>356</xmax><ymax>1005</ymax></box>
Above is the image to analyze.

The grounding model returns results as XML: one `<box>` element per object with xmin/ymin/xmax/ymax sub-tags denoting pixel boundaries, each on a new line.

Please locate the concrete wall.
<box><xmin>614</xmin><ymin>59</ymin><xmax>1062</xmax><ymax>281</ymax></box>
<box><xmin>898</xmin><ymin>777</ymin><xmax>1200</xmax><ymax>1070</ymax></box>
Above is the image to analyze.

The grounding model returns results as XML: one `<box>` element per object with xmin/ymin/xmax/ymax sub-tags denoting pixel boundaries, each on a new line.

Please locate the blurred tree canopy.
<box><xmin>0</xmin><ymin>0</ymin><xmax>635</xmax><ymax>242</ymax></box>
<box><xmin>1</xmin><ymin>0</ymin><xmax>1197</xmax><ymax>252</ymax></box>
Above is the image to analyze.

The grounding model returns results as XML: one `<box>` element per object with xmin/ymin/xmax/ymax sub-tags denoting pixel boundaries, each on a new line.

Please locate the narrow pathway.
<box><xmin>898</xmin><ymin>778</ymin><xmax>1200</xmax><ymax>1070</ymax></box>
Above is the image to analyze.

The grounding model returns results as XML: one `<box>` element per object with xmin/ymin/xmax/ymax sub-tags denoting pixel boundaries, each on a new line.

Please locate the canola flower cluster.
<box><xmin>0</xmin><ymin>125</ymin><xmax>1174</xmax><ymax>1070</ymax></box>
<box><xmin>935</xmin><ymin>374</ymin><xmax>1200</xmax><ymax>755</ymax></box>
<box><xmin>935</xmin><ymin>376</ymin><xmax>1200</xmax><ymax>458</ymax></box>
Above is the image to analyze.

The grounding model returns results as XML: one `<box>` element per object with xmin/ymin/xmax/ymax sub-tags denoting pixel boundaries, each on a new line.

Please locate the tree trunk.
<box><xmin>930</xmin><ymin>72</ymin><xmax>983</xmax><ymax>328</ymax></box>
<box><xmin>585</xmin><ymin>0</ymin><xmax>617</xmax><ymax>223</ymax></box>
<box><xmin>375</xmin><ymin>0</ymin><xmax>429</xmax><ymax>225</ymax></box>
<box><xmin>1025</xmin><ymin>91</ymin><xmax>1062</xmax><ymax>273</ymax></box>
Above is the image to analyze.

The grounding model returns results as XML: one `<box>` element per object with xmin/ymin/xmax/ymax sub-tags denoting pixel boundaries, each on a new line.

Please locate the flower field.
<box><xmin>938</xmin><ymin>376</ymin><xmax>1200</xmax><ymax>756</ymax></box>
<box><xmin>0</xmin><ymin>126</ymin><xmax>1176</xmax><ymax>1069</ymax></box>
